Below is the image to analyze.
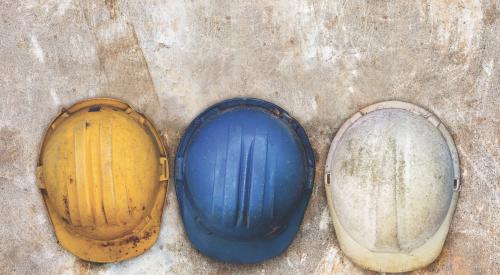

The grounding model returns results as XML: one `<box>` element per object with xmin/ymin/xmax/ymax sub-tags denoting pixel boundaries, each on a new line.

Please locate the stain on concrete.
<box><xmin>93</xmin><ymin>19</ymin><xmax>161</xmax><ymax>118</ymax></box>
<box><xmin>104</xmin><ymin>0</ymin><xmax>119</xmax><ymax>19</ymax></box>
<box><xmin>0</xmin><ymin>127</ymin><xmax>22</xmax><ymax>164</ymax></box>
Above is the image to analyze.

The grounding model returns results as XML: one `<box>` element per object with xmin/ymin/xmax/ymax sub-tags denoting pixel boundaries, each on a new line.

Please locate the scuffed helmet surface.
<box><xmin>184</xmin><ymin>108</ymin><xmax>307</xmax><ymax>239</ymax></box>
<box><xmin>330</xmin><ymin>109</ymin><xmax>454</xmax><ymax>252</ymax></box>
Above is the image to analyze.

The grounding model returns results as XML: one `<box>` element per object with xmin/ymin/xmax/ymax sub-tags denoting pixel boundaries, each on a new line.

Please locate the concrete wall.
<box><xmin>0</xmin><ymin>0</ymin><xmax>498</xmax><ymax>274</ymax></box>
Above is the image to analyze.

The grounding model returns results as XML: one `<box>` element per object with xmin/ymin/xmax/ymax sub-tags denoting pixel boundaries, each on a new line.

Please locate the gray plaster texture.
<box><xmin>0</xmin><ymin>0</ymin><xmax>498</xmax><ymax>274</ymax></box>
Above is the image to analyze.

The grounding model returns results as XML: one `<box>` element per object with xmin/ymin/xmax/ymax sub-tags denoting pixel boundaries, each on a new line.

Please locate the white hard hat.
<box><xmin>325</xmin><ymin>101</ymin><xmax>460</xmax><ymax>272</ymax></box>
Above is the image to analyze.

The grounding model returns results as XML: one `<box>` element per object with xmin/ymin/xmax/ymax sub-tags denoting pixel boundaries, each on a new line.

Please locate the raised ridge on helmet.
<box><xmin>207</xmin><ymin>128</ymin><xmax>274</xmax><ymax>228</ymax></box>
<box><xmin>68</xmin><ymin>118</ymin><xmax>129</xmax><ymax>227</ymax></box>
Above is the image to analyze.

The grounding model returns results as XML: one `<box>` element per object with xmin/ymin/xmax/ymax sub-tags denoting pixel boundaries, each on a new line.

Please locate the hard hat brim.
<box><xmin>175</xmin><ymin>98</ymin><xmax>315</xmax><ymax>263</ymax></box>
<box><xmin>178</xmin><ymin>185</ymin><xmax>312</xmax><ymax>263</ymax></box>
<box><xmin>328</xmin><ymin>191</ymin><xmax>459</xmax><ymax>272</ymax></box>
<box><xmin>43</xmin><ymin>185</ymin><xmax>166</xmax><ymax>263</ymax></box>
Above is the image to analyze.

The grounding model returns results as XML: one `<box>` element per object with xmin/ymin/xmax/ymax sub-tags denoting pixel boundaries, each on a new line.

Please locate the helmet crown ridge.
<box><xmin>203</xmin><ymin>126</ymin><xmax>274</xmax><ymax>229</ymax></box>
<box><xmin>65</xmin><ymin>118</ymin><xmax>124</xmax><ymax>227</ymax></box>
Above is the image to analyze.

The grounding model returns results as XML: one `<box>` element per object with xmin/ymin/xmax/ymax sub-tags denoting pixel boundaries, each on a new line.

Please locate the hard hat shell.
<box><xmin>325</xmin><ymin>101</ymin><xmax>460</xmax><ymax>272</ymax></box>
<box><xmin>37</xmin><ymin>98</ymin><xmax>169</xmax><ymax>263</ymax></box>
<box><xmin>175</xmin><ymin>98</ymin><xmax>315</xmax><ymax>263</ymax></box>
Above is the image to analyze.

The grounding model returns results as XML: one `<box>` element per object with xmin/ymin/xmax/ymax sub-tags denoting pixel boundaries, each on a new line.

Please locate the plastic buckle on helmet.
<box><xmin>160</xmin><ymin>157</ymin><xmax>169</xmax><ymax>182</ymax></box>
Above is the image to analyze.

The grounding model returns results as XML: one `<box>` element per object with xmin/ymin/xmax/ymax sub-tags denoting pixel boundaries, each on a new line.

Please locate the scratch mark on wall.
<box><xmin>94</xmin><ymin>20</ymin><xmax>161</xmax><ymax>110</ymax></box>
<box><xmin>104</xmin><ymin>0</ymin><xmax>119</xmax><ymax>19</ymax></box>
<box><xmin>49</xmin><ymin>89</ymin><xmax>61</xmax><ymax>106</ymax></box>
<box><xmin>79</xmin><ymin>0</ymin><xmax>160</xmax><ymax>115</ymax></box>
<box><xmin>56</xmin><ymin>0</ymin><xmax>73</xmax><ymax>16</ymax></box>
<box><xmin>313</xmin><ymin>245</ymin><xmax>340</xmax><ymax>274</ymax></box>
<box><xmin>30</xmin><ymin>36</ymin><xmax>45</xmax><ymax>63</ymax></box>
<box><xmin>426</xmin><ymin>0</ymin><xmax>483</xmax><ymax>58</ymax></box>
<box><xmin>319</xmin><ymin>207</ymin><xmax>330</xmax><ymax>231</ymax></box>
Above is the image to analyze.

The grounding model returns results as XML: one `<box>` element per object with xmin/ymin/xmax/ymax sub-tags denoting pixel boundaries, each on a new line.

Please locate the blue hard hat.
<box><xmin>175</xmin><ymin>98</ymin><xmax>315</xmax><ymax>263</ymax></box>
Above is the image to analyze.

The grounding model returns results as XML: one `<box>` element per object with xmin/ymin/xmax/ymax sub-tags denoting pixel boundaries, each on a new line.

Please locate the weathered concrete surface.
<box><xmin>0</xmin><ymin>0</ymin><xmax>498</xmax><ymax>274</ymax></box>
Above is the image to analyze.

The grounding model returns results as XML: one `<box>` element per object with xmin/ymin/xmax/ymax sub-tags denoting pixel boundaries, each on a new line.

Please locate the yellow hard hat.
<box><xmin>36</xmin><ymin>98</ymin><xmax>169</xmax><ymax>263</ymax></box>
